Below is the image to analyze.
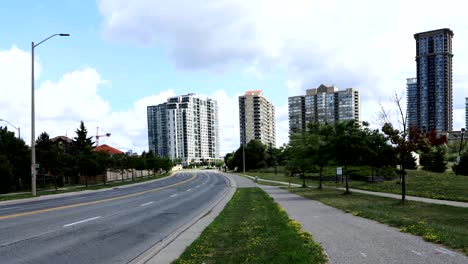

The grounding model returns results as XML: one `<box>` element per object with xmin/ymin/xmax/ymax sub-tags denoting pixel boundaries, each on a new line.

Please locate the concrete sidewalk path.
<box><xmin>261</xmin><ymin>186</ymin><xmax>468</xmax><ymax>264</ymax></box>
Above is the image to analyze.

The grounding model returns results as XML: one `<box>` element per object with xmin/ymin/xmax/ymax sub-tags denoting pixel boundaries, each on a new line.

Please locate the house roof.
<box><xmin>94</xmin><ymin>144</ymin><xmax>124</xmax><ymax>155</ymax></box>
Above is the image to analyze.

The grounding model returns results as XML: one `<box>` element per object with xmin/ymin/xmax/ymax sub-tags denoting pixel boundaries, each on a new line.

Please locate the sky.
<box><xmin>1</xmin><ymin>0</ymin><xmax>468</xmax><ymax>156</ymax></box>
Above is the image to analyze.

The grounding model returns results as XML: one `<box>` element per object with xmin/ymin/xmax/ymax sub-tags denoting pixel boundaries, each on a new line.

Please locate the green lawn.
<box><xmin>174</xmin><ymin>188</ymin><xmax>327</xmax><ymax>264</ymax></box>
<box><xmin>349</xmin><ymin>169</ymin><xmax>468</xmax><ymax>202</ymax></box>
<box><xmin>0</xmin><ymin>173</ymin><xmax>171</xmax><ymax>201</ymax></box>
<box><xmin>289</xmin><ymin>187</ymin><xmax>468</xmax><ymax>255</ymax></box>
<box><xmin>243</xmin><ymin>168</ymin><xmax>468</xmax><ymax>202</ymax></box>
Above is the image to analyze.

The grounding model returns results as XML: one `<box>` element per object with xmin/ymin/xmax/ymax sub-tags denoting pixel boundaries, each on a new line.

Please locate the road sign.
<box><xmin>336</xmin><ymin>167</ymin><xmax>342</xmax><ymax>176</ymax></box>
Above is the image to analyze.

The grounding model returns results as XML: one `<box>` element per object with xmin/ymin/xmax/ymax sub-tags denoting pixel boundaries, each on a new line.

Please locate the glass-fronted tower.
<box><xmin>414</xmin><ymin>28</ymin><xmax>454</xmax><ymax>133</ymax></box>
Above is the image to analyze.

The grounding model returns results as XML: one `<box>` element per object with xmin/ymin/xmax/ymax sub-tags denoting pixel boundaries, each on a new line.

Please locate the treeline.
<box><xmin>224</xmin><ymin>121</ymin><xmax>468</xmax><ymax>190</ymax></box>
<box><xmin>0</xmin><ymin>121</ymin><xmax>173</xmax><ymax>194</ymax></box>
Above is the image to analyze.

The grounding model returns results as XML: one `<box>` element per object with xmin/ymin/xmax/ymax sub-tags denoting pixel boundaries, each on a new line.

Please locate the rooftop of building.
<box><xmin>94</xmin><ymin>144</ymin><xmax>124</xmax><ymax>155</ymax></box>
<box><xmin>245</xmin><ymin>90</ymin><xmax>263</xmax><ymax>96</ymax></box>
<box><xmin>414</xmin><ymin>28</ymin><xmax>454</xmax><ymax>38</ymax></box>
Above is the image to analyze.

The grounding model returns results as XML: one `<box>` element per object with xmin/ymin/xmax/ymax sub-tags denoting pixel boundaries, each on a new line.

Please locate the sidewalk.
<box><xmin>245</xmin><ymin>175</ymin><xmax>468</xmax><ymax>208</ymax></box>
<box><xmin>261</xmin><ymin>185</ymin><xmax>468</xmax><ymax>264</ymax></box>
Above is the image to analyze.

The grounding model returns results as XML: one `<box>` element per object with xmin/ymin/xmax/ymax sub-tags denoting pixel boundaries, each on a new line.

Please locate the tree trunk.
<box><xmin>302</xmin><ymin>172</ymin><xmax>306</xmax><ymax>188</ymax></box>
<box><xmin>401</xmin><ymin>162</ymin><xmax>406</xmax><ymax>203</ymax></box>
<box><xmin>318</xmin><ymin>166</ymin><xmax>323</xmax><ymax>189</ymax></box>
<box><xmin>344</xmin><ymin>164</ymin><xmax>350</xmax><ymax>194</ymax></box>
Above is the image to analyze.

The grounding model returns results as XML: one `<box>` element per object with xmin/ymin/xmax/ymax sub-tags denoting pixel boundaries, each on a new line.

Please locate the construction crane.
<box><xmin>96</xmin><ymin>127</ymin><xmax>111</xmax><ymax>146</ymax></box>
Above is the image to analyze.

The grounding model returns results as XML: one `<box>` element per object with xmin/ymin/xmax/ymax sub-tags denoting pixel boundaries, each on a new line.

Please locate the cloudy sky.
<box><xmin>1</xmin><ymin>0</ymin><xmax>468</xmax><ymax>155</ymax></box>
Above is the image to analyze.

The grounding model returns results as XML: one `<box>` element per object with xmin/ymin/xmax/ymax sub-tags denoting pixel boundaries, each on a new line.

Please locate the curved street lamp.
<box><xmin>31</xmin><ymin>33</ymin><xmax>70</xmax><ymax>197</ymax></box>
<box><xmin>0</xmin><ymin>118</ymin><xmax>20</xmax><ymax>138</ymax></box>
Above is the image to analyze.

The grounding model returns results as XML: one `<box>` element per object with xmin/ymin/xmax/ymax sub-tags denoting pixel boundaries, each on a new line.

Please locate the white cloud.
<box><xmin>0</xmin><ymin>46</ymin><xmax>177</xmax><ymax>153</ymax></box>
<box><xmin>98</xmin><ymin>0</ymin><xmax>468</xmax><ymax>136</ymax></box>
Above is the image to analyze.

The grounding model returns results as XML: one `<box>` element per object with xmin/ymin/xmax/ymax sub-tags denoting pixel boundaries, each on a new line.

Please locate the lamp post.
<box><xmin>459</xmin><ymin>128</ymin><xmax>466</xmax><ymax>158</ymax></box>
<box><xmin>31</xmin><ymin>33</ymin><xmax>69</xmax><ymax>197</ymax></box>
<box><xmin>0</xmin><ymin>119</ymin><xmax>20</xmax><ymax>138</ymax></box>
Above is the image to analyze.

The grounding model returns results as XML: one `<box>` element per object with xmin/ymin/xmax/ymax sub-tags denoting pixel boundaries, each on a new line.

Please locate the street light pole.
<box><xmin>0</xmin><ymin>119</ymin><xmax>20</xmax><ymax>138</ymax></box>
<box><xmin>459</xmin><ymin>128</ymin><xmax>466</xmax><ymax>158</ymax></box>
<box><xmin>31</xmin><ymin>33</ymin><xmax>69</xmax><ymax>197</ymax></box>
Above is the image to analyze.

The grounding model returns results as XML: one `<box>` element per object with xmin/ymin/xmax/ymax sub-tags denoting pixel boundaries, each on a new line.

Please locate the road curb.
<box><xmin>129</xmin><ymin>172</ymin><xmax>237</xmax><ymax>264</ymax></box>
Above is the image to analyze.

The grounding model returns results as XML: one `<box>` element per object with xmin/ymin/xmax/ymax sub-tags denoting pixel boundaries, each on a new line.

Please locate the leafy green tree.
<box><xmin>423</xmin><ymin>145</ymin><xmax>448</xmax><ymax>172</ymax></box>
<box><xmin>0</xmin><ymin>126</ymin><xmax>30</xmax><ymax>193</ymax></box>
<box><xmin>134</xmin><ymin>155</ymin><xmax>147</xmax><ymax>177</ymax></box>
<box><xmin>332</xmin><ymin>121</ymin><xmax>369</xmax><ymax>194</ymax></box>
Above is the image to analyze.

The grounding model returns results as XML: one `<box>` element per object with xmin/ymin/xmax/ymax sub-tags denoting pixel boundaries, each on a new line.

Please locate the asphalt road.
<box><xmin>0</xmin><ymin>170</ymin><xmax>229</xmax><ymax>264</ymax></box>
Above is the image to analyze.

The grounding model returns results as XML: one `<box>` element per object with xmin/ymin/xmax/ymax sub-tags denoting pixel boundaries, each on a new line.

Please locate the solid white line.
<box><xmin>63</xmin><ymin>216</ymin><xmax>101</xmax><ymax>227</ymax></box>
<box><xmin>170</xmin><ymin>194</ymin><xmax>178</xmax><ymax>197</ymax></box>
<box><xmin>0</xmin><ymin>206</ymin><xmax>20</xmax><ymax>211</ymax></box>
<box><xmin>140</xmin><ymin>202</ymin><xmax>154</xmax><ymax>206</ymax></box>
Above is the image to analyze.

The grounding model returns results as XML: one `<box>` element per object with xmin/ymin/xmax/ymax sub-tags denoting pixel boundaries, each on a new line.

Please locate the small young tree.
<box><xmin>379</xmin><ymin>92</ymin><xmax>416</xmax><ymax>202</ymax></box>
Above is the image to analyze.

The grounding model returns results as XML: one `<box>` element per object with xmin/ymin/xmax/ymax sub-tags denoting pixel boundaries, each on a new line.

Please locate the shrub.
<box><xmin>452</xmin><ymin>151</ymin><xmax>468</xmax><ymax>176</ymax></box>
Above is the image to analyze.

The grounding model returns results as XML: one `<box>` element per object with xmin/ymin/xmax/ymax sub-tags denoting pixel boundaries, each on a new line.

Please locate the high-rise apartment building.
<box><xmin>147</xmin><ymin>94</ymin><xmax>219</xmax><ymax>164</ymax></box>
<box><xmin>410</xmin><ymin>28</ymin><xmax>454</xmax><ymax>133</ymax></box>
<box><xmin>406</xmin><ymin>77</ymin><xmax>418</xmax><ymax>129</ymax></box>
<box><xmin>239</xmin><ymin>90</ymin><xmax>275</xmax><ymax>146</ymax></box>
<box><xmin>288</xmin><ymin>84</ymin><xmax>360</xmax><ymax>134</ymax></box>
<box><xmin>466</xmin><ymin>98</ymin><xmax>468</xmax><ymax>130</ymax></box>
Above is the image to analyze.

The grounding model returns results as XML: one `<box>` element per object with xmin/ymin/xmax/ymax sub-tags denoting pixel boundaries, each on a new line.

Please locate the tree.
<box><xmin>73</xmin><ymin>121</ymin><xmax>94</xmax><ymax>152</ymax></box>
<box><xmin>73</xmin><ymin>121</ymin><xmax>96</xmax><ymax>186</ymax></box>
<box><xmin>287</xmin><ymin>133</ymin><xmax>315</xmax><ymax>187</ymax></box>
<box><xmin>423</xmin><ymin>145</ymin><xmax>448</xmax><ymax>173</ymax></box>
<box><xmin>380</xmin><ymin>92</ymin><xmax>416</xmax><ymax>202</ymax></box>
<box><xmin>332</xmin><ymin>121</ymin><xmax>368</xmax><ymax>194</ymax></box>
<box><xmin>0</xmin><ymin>126</ymin><xmax>29</xmax><ymax>193</ymax></box>
<box><xmin>307</xmin><ymin>123</ymin><xmax>334</xmax><ymax>189</ymax></box>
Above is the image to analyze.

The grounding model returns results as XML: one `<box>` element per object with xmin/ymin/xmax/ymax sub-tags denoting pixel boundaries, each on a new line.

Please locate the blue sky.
<box><xmin>1</xmin><ymin>0</ymin><xmax>468</xmax><ymax>155</ymax></box>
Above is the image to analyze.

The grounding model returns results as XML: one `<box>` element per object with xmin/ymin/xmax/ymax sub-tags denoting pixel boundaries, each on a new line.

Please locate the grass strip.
<box><xmin>0</xmin><ymin>173</ymin><xmax>171</xmax><ymax>201</ymax></box>
<box><xmin>174</xmin><ymin>188</ymin><xmax>327</xmax><ymax>264</ymax></box>
<box><xmin>289</xmin><ymin>187</ymin><xmax>468</xmax><ymax>255</ymax></box>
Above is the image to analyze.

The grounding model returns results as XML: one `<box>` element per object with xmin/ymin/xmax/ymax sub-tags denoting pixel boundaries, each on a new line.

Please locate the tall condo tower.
<box><xmin>238</xmin><ymin>90</ymin><xmax>276</xmax><ymax>146</ymax></box>
<box><xmin>147</xmin><ymin>94</ymin><xmax>219</xmax><ymax>164</ymax></box>
<box><xmin>412</xmin><ymin>28</ymin><xmax>454</xmax><ymax>133</ymax></box>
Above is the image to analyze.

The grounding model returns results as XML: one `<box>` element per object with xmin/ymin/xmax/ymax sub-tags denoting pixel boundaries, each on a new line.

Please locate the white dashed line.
<box><xmin>140</xmin><ymin>202</ymin><xmax>154</xmax><ymax>206</ymax></box>
<box><xmin>360</xmin><ymin>252</ymin><xmax>367</xmax><ymax>258</ymax></box>
<box><xmin>411</xmin><ymin>250</ymin><xmax>423</xmax><ymax>256</ymax></box>
<box><xmin>170</xmin><ymin>194</ymin><xmax>178</xmax><ymax>197</ymax></box>
<box><xmin>186</xmin><ymin>189</ymin><xmax>192</xmax><ymax>192</ymax></box>
<box><xmin>64</xmin><ymin>216</ymin><xmax>101</xmax><ymax>227</ymax></box>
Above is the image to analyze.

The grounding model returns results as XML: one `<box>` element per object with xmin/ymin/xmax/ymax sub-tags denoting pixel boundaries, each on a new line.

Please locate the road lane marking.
<box><xmin>170</xmin><ymin>194</ymin><xmax>178</xmax><ymax>197</ymax></box>
<box><xmin>64</xmin><ymin>216</ymin><xmax>101</xmax><ymax>227</ymax></box>
<box><xmin>411</xmin><ymin>250</ymin><xmax>423</xmax><ymax>256</ymax></box>
<box><xmin>140</xmin><ymin>202</ymin><xmax>154</xmax><ymax>206</ymax></box>
<box><xmin>186</xmin><ymin>189</ymin><xmax>192</xmax><ymax>192</ymax></box>
<box><xmin>435</xmin><ymin>247</ymin><xmax>456</xmax><ymax>256</ymax></box>
<box><xmin>0</xmin><ymin>174</ymin><xmax>197</xmax><ymax>221</ymax></box>
<box><xmin>360</xmin><ymin>252</ymin><xmax>367</xmax><ymax>258</ymax></box>
<box><xmin>196</xmin><ymin>184</ymin><xmax>201</xmax><ymax>188</ymax></box>
<box><xmin>0</xmin><ymin>206</ymin><xmax>20</xmax><ymax>211</ymax></box>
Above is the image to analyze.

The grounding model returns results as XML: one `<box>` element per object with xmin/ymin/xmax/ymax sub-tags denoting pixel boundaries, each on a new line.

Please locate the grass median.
<box><xmin>289</xmin><ymin>187</ymin><xmax>468</xmax><ymax>255</ymax></box>
<box><xmin>173</xmin><ymin>188</ymin><xmax>327</xmax><ymax>264</ymax></box>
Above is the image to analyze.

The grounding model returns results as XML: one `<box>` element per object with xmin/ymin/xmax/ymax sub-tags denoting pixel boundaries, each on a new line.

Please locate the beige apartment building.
<box><xmin>238</xmin><ymin>90</ymin><xmax>276</xmax><ymax>147</ymax></box>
